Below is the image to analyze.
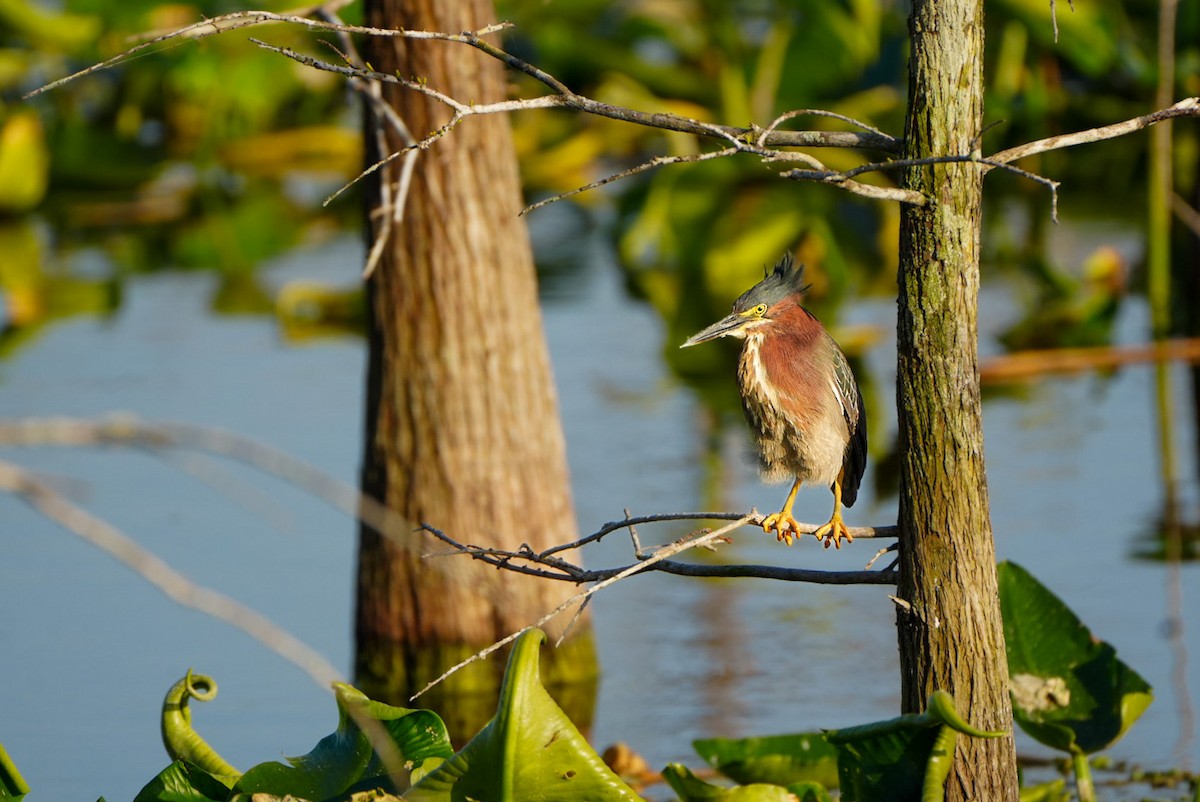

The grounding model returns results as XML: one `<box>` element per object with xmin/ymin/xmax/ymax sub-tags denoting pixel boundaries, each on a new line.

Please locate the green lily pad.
<box><xmin>691</xmin><ymin>732</ymin><xmax>838</xmax><ymax>788</ymax></box>
<box><xmin>404</xmin><ymin>628</ymin><xmax>643</xmax><ymax>801</ymax></box>
<box><xmin>998</xmin><ymin>561</ymin><xmax>1153</xmax><ymax>755</ymax></box>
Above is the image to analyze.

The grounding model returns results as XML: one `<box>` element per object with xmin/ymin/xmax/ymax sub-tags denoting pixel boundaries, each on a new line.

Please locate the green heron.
<box><xmin>681</xmin><ymin>254</ymin><xmax>867</xmax><ymax>548</ymax></box>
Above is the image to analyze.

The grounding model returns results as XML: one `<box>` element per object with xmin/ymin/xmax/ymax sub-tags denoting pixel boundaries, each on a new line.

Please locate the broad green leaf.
<box><xmin>404</xmin><ymin>628</ymin><xmax>643</xmax><ymax>801</ymax></box>
<box><xmin>998</xmin><ymin>561</ymin><xmax>1153</xmax><ymax>755</ymax></box>
<box><xmin>826</xmin><ymin>691</ymin><xmax>1005</xmax><ymax>802</ymax></box>
<box><xmin>132</xmin><ymin>761</ymin><xmax>231</xmax><ymax>802</ymax></box>
<box><xmin>661</xmin><ymin>763</ymin><xmax>797</xmax><ymax>802</ymax></box>
<box><xmin>0</xmin><ymin>742</ymin><xmax>29</xmax><ymax>799</ymax></box>
<box><xmin>235</xmin><ymin>683</ymin><xmax>454</xmax><ymax>800</ymax></box>
<box><xmin>692</xmin><ymin>732</ymin><xmax>838</xmax><ymax>788</ymax></box>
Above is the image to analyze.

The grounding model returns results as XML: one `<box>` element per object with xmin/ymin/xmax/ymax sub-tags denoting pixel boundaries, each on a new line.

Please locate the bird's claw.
<box><xmin>813</xmin><ymin>515</ymin><xmax>853</xmax><ymax>549</ymax></box>
<box><xmin>761</xmin><ymin>512</ymin><xmax>801</xmax><ymax>546</ymax></box>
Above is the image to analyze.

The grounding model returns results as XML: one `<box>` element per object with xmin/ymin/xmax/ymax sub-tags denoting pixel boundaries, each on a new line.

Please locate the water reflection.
<box><xmin>0</xmin><ymin>210</ymin><xmax>1198</xmax><ymax>798</ymax></box>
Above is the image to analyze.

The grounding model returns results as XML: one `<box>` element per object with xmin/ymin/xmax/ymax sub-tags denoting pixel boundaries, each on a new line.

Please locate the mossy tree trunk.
<box><xmin>894</xmin><ymin>0</ymin><xmax>1021</xmax><ymax>798</ymax></box>
<box><xmin>355</xmin><ymin>0</ymin><xmax>596</xmax><ymax>733</ymax></box>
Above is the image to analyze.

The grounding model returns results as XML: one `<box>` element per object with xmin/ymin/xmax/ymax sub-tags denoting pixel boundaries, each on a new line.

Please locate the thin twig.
<box><xmin>409</xmin><ymin>514</ymin><xmax>756</xmax><ymax>699</ymax></box>
<box><xmin>521</xmin><ymin>148</ymin><xmax>738</xmax><ymax>215</ymax></box>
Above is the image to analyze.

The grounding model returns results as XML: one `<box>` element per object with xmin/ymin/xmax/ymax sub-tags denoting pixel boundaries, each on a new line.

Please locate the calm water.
<box><xmin>1</xmin><ymin>215</ymin><xmax>1197</xmax><ymax>799</ymax></box>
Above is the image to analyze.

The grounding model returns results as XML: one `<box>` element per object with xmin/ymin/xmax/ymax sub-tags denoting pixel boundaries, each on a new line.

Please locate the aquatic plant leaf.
<box><xmin>234</xmin><ymin>682</ymin><xmax>454</xmax><ymax>799</ymax></box>
<box><xmin>998</xmin><ymin>561</ymin><xmax>1153</xmax><ymax>755</ymax></box>
<box><xmin>404</xmin><ymin>629</ymin><xmax>643</xmax><ymax>801</ymax></box>
<box><xmin>0</xmin><ymin>742</ymin><xmax>29</xmax><ymax>799</ymax></box>
<box><xmin>691</xmin><ymin>732</ymin><xmax>838</xmax><ymax>788</ymax></box>
<box><xmin>1019</xmin><ymin>778</ymin><xmax>1070</xmax><ymax>802</ymax></box>
<box><xmin>159</xmin><ymin>671</ymin><xmax>239</xmax><ymax>783</ymax></box>
<box><xmin>132</xmin><ymin>761</ymin><xmax>230</xmax><ymax>802</ymax></box>
<box><xmin>826</xmin><ymin>691</ymin><xmax>1005</xmax><ymax>802</ymax></box>
<box><xmin>661</xmin><ymin>763</ymin><xmax>797</xmax><ymax>801</ymax></box>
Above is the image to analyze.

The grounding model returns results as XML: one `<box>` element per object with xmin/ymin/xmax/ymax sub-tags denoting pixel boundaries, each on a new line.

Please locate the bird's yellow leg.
<box><xmin>813</xmin><ymin>471</ymin><xmax>853</xmax><ymax>549</ymax></box>
<box><xmin>762</xmin><ymin>478</ymin><xmax>803</xmax><ymax>545</ymax></box>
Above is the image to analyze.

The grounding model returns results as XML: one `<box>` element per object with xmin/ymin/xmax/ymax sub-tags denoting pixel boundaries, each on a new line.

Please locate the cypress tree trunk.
<box><xmin>895</xmin><ymin>0</ymin><xmax>1020</xmax><ymax>798</ymax></box>
<box><xmin>355</xmin><ymin>0</ymin><xmax>596</xmax><ymax>734</ymax></box>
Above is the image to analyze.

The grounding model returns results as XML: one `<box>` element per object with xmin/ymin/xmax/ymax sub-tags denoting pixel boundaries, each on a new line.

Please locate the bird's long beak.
<box><xmin>681</xmin><ymin>313</ymin><xmax>748</xmax><ymax>348</ymax></box>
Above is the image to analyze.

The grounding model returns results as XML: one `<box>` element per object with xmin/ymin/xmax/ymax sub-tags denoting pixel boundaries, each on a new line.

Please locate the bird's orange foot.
<box><xmin>813</xmin><ymin>514</ymin><xmax>853</xmax><ymax>549</ymax></box>
<box><xmin>761</xmin><ymin>511</ymin><xmax>802</xmax><ymax>546</ymax></box>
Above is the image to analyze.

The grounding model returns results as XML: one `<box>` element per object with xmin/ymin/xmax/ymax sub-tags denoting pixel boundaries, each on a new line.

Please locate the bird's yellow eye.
<box><xmin>753</xmin><ymin>304</ymin><xmax>767</xmax><ymax>316</ymax></box>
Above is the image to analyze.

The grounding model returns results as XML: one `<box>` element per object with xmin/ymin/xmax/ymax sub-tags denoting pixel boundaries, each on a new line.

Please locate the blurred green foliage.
<box><xmin>496</xmin><ymin>0</ymin><xmax>1194</xmax><ymax>436</ymax></box>
<box><xmin>1</xmin><ymin>0</ymin><xmax>1193</xmax><ymax>364</ymax></box>
<box><xmin>1</xmin><ymin>0</ymin><xmax>359</xmax><ymax>354</ymax></box>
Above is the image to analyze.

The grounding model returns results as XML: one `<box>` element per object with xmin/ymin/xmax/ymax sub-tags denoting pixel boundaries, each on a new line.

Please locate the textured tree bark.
<box><xmin>355</xmin><ymin>0</ymin><xmax>596</xmax><ymax>731</ymax></box>
<box><xmin>895</xmin><ymin>0</ymin><xmax>1020</xmax><ymax>799</ymax></box>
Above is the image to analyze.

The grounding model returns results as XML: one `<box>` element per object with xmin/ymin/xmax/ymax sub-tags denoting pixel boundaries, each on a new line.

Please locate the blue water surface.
<box><xmin>1</xmin><ymin>212</ymin><xmax>1197</xmax><ymax>800</ymax></box>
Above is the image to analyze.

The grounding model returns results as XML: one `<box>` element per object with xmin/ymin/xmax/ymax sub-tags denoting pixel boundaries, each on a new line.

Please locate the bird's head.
<box><xmin>681</xmin><ymin>254</ymin><xmax>811</xmax><ymax>348</ymax></box>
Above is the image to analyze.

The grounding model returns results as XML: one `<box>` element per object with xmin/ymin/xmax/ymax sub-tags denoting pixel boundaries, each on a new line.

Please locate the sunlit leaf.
<box><xmin>0</xmin><ymin>742</ymin><xmax>29</xmax><ymax>799</ymax></box>
<box><xmin>404</xmin><ymin>628</ymin><xmax>643</xmax><ymax>801</ymax></box>
<box><xmin>235</xmin><ymin>683</ymin><xmax>454</xmax><ymax>799</ymax></box>
<box><xmin>998</xmin><ymin>561</ymin><xmax>1153</xmax><ymax>755</ymax></box>
<box><xmin>692</xmin><ymin>732</ymin><xmax>838</xmax><ymax>788</ymax></box>
<box><xmin>131</xmin><ymin>761</ymin><xmax>230</xmax><ymax>802</ymax></box>
<box><xmin>661</xmin><ymin>763</ymin><xmax>797</xmax><ymax>802</ymax></box>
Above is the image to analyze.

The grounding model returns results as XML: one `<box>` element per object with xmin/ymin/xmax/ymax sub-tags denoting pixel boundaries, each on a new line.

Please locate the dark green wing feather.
<box><xmin>830</xmin><ymin>342</ymin><xmax>867</xmax><ymax>507</ymax></box>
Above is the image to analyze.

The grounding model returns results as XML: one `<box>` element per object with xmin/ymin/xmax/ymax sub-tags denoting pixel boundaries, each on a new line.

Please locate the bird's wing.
<box><xmin>830</xmin><ymin>342</ymin><xmax>868</xmax><ymax>507</ymax></box>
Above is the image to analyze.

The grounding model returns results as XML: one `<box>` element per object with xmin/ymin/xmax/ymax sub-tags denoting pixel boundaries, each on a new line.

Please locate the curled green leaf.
<box><xmin>925</xmin><ymin>690</ymin><xmax>1007</xmax><ymax>739</ymax></box>
<box><xmin>160</xmin><ymin>669</ymin><xmax>239</xmax><ymax>782</ymax></box>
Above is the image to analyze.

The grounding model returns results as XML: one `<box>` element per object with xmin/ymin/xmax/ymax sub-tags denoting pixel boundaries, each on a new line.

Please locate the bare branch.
<box><xmin>781</xmin><ymin>168</ymin><xmax>928</xmax><ymax>205</ymax></box>
<box><xmin>26</xmin><ymin>6</ymin><xmax>1197</xmax><ymax>222</ymax></box>
<box><xmin>0</xmin><ymin>415</ymin><xmax>898</xmax><ymax>581</ymax></box>
<box><xmin>411</xmin><ymin>510</ymin><xmax>897</xmax><ymax>696</ymax></box>
<box><xmin>521</xmin><ymin>148</ymin><xmax>739</xmax><ymax>215</ymax></box>
<box><xmin>420</xmin><ymin>514</ymin><xmax>899</xmax><ymax>587</ymax></box>
<box><xmin>409</xmin><ymin>514</ymin><xmax>753</xmax><ymax>698</ymax></box>
<box><xmin>23</xmin><ymin>4</ymin><xmax>516</xmax><ymax>100</ymax></box>
<box><xmin>989</xmin><ymin>97</ymin><xmax>1200</xmax><ymax>165</ymax></box>
<box><xmin>757</xmin><ymin>108</ymin><xmax>892</xmax><ymax>149</ymax></box>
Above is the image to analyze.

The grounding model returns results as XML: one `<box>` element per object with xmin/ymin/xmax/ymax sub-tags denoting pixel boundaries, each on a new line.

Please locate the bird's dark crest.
<box><xmin>733</xmin><ymin>253</ymin><xmax>811</xmax><ymax>312</ymax></box>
